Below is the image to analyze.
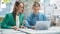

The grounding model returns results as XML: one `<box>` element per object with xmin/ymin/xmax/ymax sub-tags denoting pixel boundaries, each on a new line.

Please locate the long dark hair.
<box><xmin>12</xmin><ymin>1</ymin><xmax>24</xmax><ymax>21</ymax></box>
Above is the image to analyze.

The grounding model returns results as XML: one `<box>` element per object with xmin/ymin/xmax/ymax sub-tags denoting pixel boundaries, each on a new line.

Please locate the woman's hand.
<box><xmin>21</xmin><ymin>26</ymin><xmax>24</xmax><ymax>28</ymax></box>
<box><xmin>11</xmin><ymin>26</ymin><xmax>18</xmax><ymax>30</ymax></box>
<box><xmin>21</xmin><ymin>26</ymin><xmax>28</xmax><ymax>29</ymax></box>
<box><xmin>32</xmin><ymin>26</ymin><xmax>36</xmax><ymax>29</ymax></box>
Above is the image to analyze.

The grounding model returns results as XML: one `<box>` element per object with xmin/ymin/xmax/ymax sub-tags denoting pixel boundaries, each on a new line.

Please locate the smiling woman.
<box><xmin>1</xmin><ymin>1</ymin><xmax>25</xmax><ymax>30</ymax></box>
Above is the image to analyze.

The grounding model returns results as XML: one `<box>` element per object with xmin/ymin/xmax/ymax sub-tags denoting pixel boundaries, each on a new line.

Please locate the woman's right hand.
<box><xmin>11</xmin><ymin>26</ymin><xmax>17</xmax><ymax>30</ymax></box>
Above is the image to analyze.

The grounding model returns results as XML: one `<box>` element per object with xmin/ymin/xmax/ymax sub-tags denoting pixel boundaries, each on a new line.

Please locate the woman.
<box><xmin>25</xmin><ymin>2</ymin><xmax>48</xmax><ymax>29</ymax></box>
<box><xmin>1</xmin><ymin>1</ymin><xmax>24</xmax><ymax>30</ymax></box>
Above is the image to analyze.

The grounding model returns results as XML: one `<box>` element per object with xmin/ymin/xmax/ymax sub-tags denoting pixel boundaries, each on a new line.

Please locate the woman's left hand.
<box><xmin>21</xmin><ymin>26</ymin><xmax>25</xmax><ymax>28</ymax></box>
<box><xmin>32</xmin><ymin>26</ymin><xmax>36</xmax><ymax>29</ymax></box>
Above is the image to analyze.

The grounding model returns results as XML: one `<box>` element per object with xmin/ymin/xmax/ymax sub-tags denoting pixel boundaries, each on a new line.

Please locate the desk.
<box><xmin>0</xmin><ymin>32</ymin><xmax>1</xmax><ymax>34</ymax></box>
<box><xmin>49</xmin><ymin>26</ymin><xmax>60</xmax><ymax>31</ymax></box>
<box><xmin>0</xmin><ymin>26</ymin><xmax>60</xmax><ymax>34</ymax></box>
<box><xmin>19</xmin><ymin>26</ymin><xmax>60</xmax><ymax>34</ymax></box>
<box><xmin>0</xmin><ymin>29</ymin><xmax>26</xmax><ymax>34</ymax></box>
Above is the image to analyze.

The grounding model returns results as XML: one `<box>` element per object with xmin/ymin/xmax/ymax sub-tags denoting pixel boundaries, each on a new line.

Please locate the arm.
<box><xmin>21</xmin><ymin>14</ymin><xmax>25</xmax><ymax>26</ymax></box>
<box><xmin>25</xmin><ymin>16</ymin><xmax>32</xmax><ymax>28</ymax></box>
<box><xmin>1</xmin><ymin>14</ymin><xmax>12</xmax><ymax>29</ymax></box>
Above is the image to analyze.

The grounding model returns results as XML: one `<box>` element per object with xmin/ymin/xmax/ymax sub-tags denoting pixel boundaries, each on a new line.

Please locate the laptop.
<box><xmin>35</xmin><ymin>21</ymin><xmax>51</xmax><ymax>30</ymax></box>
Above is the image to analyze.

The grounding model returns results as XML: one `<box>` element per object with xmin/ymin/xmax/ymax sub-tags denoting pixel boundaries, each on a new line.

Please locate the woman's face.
<box><xmin>33</xmin><ymin>5</ymin><xmax>40</xmax><ymax>14</ymax></box>
<box><xmin>17</xmin><ymin>3</ymin><xmax>24</xmax><ymax>13</ymax></box>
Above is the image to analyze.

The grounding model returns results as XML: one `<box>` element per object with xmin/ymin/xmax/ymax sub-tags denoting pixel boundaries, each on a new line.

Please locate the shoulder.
<box><xmin>5</xmin><ymin>13</ymin><xmax>13</xmax><ymax>17</ymax></box>
<box><xmin>38</xmin><ymin>12</ymin><xmax>45</xmax><ymax>16</ymax></box>
<box><xmin>39</xmin><ymin>12</ymin><xmax>47</xmax><ymax>19</ymax></box>
<box><xmin>4</xmin><ymin>13</ymin><xmax>13</xmax><ymax>19</ymax></box>
<box><xmin>27</xmin><ymin>13</ymin><xmax>33</xmax><ymax>18</ymax></box>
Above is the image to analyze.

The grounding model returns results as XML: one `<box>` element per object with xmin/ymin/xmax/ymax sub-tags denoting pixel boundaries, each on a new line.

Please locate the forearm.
<box><xmin>25</xmin><ymin>20</ymin><xmax>32</xmax><ymax>28</ymax></box>
<box><xmin>1</xmin><ymin>24</ymin><xmax>12</xmax><ymax>29</ymax></box>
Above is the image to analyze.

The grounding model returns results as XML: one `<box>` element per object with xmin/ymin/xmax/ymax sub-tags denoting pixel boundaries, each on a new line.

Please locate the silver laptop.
<box><xmin>35</xmin><ymin>21</ymin><xmax>51</xmax><ymax>30</ymax></box>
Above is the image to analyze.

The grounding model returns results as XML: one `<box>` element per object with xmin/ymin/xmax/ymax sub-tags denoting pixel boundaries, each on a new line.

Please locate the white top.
<box><xmin>16</xmin><ymin>15</ymin><xmax>20</xmax><ymax>28</ymax></box>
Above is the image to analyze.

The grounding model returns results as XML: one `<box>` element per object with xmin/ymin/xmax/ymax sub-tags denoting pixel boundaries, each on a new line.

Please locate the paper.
<box><xmin>44</xmin><ymin>5</ymin><xmax>53</xmax><ymax>16</ymax></box>
<box><xmin>57</xmin><ymin>5</ymin><xmax>60</xmax><ymax>10</ymax></box>
<box><xmin>1</xmin><ymin>0</ymin><xmax>6</xmax><ymax>9</ymax></box>
<box><xmin>2</xmin><ymin>29</ymin><xmax>25</xmax><ymax>34</ymax></box>
<box><xmin>1</xmin><ymin>3</ymin><xmax>6</xmax><ymax>9</ymax></box>
<box><xmin>56</xmin><ymin>3</ymin><xmax>60</xmax><ymax>10</ymax></box>
<box><xmin>50</xmin><ymin>0</ymin><xmax>56</xmax><ymax>5</ymax></box>
<box><xmin>4</xmin><ymin>0</ymin><xmax>10</xmax><ymax>4</ymax></box>
<box><xmin>50</xmin><ymin>0</ymin><xmax>60</xmax><ymax>5</ymax></box>
<box><xmin>44</xmin><ymin>0</ymin><xmax>50</xmax><ymax>5</ymax></box>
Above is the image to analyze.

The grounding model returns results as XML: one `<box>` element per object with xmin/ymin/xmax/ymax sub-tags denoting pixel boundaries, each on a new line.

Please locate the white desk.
<box><xmin>0</xmin><ymin>32</ymin><xmax>1</xmax><ymax>34</ymax></box>
<box><xmin>0</xmin><ymin>26</ymin><xmax>60</xmax><ymax>34</ymax></box>
<box><xmin>19</xmin><ymin>26</ymin><xmax>60</xmax><ymax>34</ymax></box>
<box><xmin>49</xmin><ymin>26</ymin><xmax>60</xmax><ymax>31</ymax></box>
<box><xmin>0</xmin><ymin>29</ymin><xmax>26</xmax><ymax>34</ymax></box>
